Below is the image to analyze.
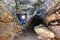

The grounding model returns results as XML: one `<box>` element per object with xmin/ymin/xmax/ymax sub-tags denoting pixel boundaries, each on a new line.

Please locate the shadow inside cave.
<box><xmin>26</xmin><ymin>15</ymin><xmax>46</xmax><ymax>30</ymax></box>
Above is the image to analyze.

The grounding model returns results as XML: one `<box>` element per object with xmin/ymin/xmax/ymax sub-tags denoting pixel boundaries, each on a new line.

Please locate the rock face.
<box><xmin>45</xmin><ymin>1</ymin><xmax>60</xmax><ymax>39</ymax></box>
<box><xmin>34</xmin><ymin>24</ymin><xmax>55</xmax><ymax>38</ymax></box>
<box><xmin>2</xmin><ymin>0</ymin><xmax>16</xmax><ymax>13</ymax></box>
<box><xmin>0</xmin><ymin>3</ymin><xmax>22</xmax><ymax>40</ymax></box>
<box><xmin>47</xmin><ymin>3</ymin><xmax>60</xmax><ymax>39</ymax></box>
<box><xmin>34</xmin><ymin>0</ymin><xmax>60</xmax><ymax>40</ymax></box>
<box><xmin>46</xmin><ymin>2</ymin><xmax>60</xmax><ymax>23</ymax></box>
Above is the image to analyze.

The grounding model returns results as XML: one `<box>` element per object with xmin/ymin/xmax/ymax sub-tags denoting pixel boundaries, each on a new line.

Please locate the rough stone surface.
<box><xmin>0</xmin><ymin>3</ymin><xmax>22</xmax><ymax>40</ymax></box>
<box><xmin>2</xmin><ymin>0</ymin><xmax>16</xmax><ymax>13</ymax></box>
<box><xmin>34</xmin><ymin>24</ymin><xmax>55</xmax><ymax>40</ymax></box>
<box><xmin>34</xmin><ymin>0</ymin><xmax>60</xmax><ymax>40</ymax></box>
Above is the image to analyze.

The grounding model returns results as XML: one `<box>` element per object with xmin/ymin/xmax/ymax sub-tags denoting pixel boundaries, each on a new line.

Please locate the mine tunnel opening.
<box><xmin>28</xmin><ymin>15</ymin><xmax>46</xmax><ymax>30</ymax></box>
<box><xmin>16</xmin><ymin>14</ymin><xmax>46</xmax><ymax>31</ymax></box>
<box><xmin>31</xmin><ymin>15</ymin><xmax>43</xmax><ymax>26</ymax></box>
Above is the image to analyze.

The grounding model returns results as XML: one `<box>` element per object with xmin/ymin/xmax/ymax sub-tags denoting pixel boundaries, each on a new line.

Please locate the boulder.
<box><xmin>34</xmin><ymin>24</ymin><xmax>55</xmax><ymax>39</ymax></box>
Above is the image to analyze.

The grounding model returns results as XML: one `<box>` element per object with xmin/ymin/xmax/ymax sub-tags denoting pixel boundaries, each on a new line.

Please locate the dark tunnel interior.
<box><xmin>31</xmin><ymin>15</ymin><xmax>44</xmax><ymax>26</ymax></box>
<box><xmin>29</xmin><ymin>15</ymin><xmax>46</xmax><ymax>30</ymax></box>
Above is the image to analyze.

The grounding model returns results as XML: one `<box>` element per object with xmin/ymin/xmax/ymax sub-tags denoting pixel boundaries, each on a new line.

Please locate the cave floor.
<box><xmin>14</xmin><ymin>30</ymin><xmax>40</xmax><ymax>40</ymax></box>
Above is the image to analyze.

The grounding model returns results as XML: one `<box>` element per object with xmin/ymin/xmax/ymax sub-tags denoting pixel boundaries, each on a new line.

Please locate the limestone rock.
<box><xmin>2</xmin><ymin>0</ymin><xmax>16</xmax><ymax>13</ymax></box>
<box><xmin>49</xmin><ymin>26</ymin><xmax>60</xmax><ymax>39</ymax></box>
<box><xmin>0</xmin><ymin>3</ymin><xmax>22</xmax><ymax>40</ymax></box>
<box><xmin>45</xmin><ymin>2</ymin><xmax>60</xmax><ymax>23</ymax></box>
<box><xmin>34</xmin><ymin>24</ymin><xmax>55</xmax><ymax>39</ymax></box>
<box><xmin>46</xmin><ymin>2</ymin><xmax>60</xmax><ymax>39</ymax></box>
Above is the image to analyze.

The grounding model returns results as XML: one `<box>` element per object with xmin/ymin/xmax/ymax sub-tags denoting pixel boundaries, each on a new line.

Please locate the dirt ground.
<box><xmin>14</xmin><ymin>30</ymin><xmax>40</xmax><ymax>40</ymax></box>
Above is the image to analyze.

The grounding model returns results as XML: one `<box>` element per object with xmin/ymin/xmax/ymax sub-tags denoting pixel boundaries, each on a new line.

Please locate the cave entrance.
<box><xmin>31</xmin><ymin>15</ymin><xmax>44</xmax><ymax>26</ymax></box>
<box><xmin>27</xmin><ymin>15</ymin><xmax>45</xmax><ymax>30</ymax></box>
<box><xmin>16</xmin><ymin>14</ymin><xmax>45</xmax><ymax>31</ymax></box>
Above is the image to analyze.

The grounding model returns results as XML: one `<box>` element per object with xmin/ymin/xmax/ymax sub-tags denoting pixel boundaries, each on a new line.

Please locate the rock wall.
<box><xmin>34</xmin><ymin>0</ymin><xmax>60</xmax><ymax>40</ymax></box>
<box><xmin>0</xmin><ymin>3</ymin><xmax>22</xmax><ymax>40</ymax></box>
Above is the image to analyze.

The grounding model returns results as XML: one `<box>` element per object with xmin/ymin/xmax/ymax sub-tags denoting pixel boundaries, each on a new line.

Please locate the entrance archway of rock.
<box><xmin>16</xmin><ymin>14</ymin><xmax>46</xmax><ymax>31</ymax></box>
<box><xmin>27</xmin><ymin>15</ymin><xmax>46</xmax><ymax>30</ymax></box>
